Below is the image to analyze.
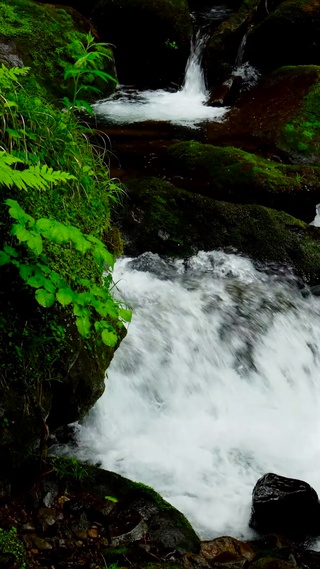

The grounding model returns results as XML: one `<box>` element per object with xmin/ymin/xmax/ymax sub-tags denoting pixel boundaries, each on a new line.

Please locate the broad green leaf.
<box><xmin>27</xmin><ymin>274</ymin><xmax>48</xmax><ymax>288</ymax></box>
<box><xmin>12</xmin><ymin>225</ymin><xmax>30</xmax><ymax>242</ymax></box>
<box><xmin>101</xmin><ymin>328</ymin><xmax>118</xmax><ymax>347</ymax></box>
<box><xmin>56</xmin><ymin>288</ymin><xmax>74</xmax><ymax>306</ymax></box>
<box><xmin>35</xmin><ymin>288</ymin><xmax>55</xmax><ymax>308</ymax></box>
<box><xmin>27</xmin><ymin>233</ymin><xmax>43</xmax><ymax>256</ymax></box>
<box><xmin>76</xmin><ymin>315</ymin><xmax>91</xmax><ymax>337</ymax></box>
<box><xmin>119</xmin><ymin>308</ymin><xmax>132</xmax><ymax>322</ymax></box>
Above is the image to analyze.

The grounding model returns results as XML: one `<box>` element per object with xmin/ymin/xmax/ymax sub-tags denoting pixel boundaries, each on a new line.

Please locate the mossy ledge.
<box><xmin>165</xmin><ymin>140</ymin><xmax>320</xmax><ymax>221</ymax></box>
<box><xmin>114</xmin><ymin>176</ymin><xmax>320</xmax><ymax>284</ymax></box>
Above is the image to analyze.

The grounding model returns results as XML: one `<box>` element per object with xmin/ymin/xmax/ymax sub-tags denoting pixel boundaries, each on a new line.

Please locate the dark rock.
<box><xmin>250</xmin><ymin>473</ymin><xmax>320</xmax><ymax>538</ymax></box>
<box><xmin>91</xmin><ymin>0</ymin><xmax>192</xmax><ymax>88</ymax></box>
<box><xmin>245</xmin><ymin>0</ymin><xmax>320</xmax><ymax>72</ymax></box>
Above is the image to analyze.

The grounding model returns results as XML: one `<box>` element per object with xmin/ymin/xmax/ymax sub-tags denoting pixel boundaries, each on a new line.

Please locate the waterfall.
<box><xmin>71</xmin><ymin>251</ymin><xmax>320</xmax><ymax>540</ymax></box>
<box><xmin>234</xmin><ymin>32</ymin><xmax>248</xmax><ymax>69</ymax></box>
<box><xmin>181</xmin><ymin>29</ymin><xmax>209</xmax><ymax>98</ymax></box>
<box><xmin>93</xmin><ymin>22</ymin><xmax>228</xmax><ymax>128</ymax></box>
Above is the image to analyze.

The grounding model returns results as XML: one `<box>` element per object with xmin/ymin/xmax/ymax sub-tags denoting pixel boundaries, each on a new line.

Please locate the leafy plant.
<box><xmin>63</xmin><ymin>32</ymin><xmax>117</xmax><ymax>114</ymax></box>
<box><xmin>0</xmin><ymin>198</ymin><xmax>131</xmax><ymax>345</ymax></box>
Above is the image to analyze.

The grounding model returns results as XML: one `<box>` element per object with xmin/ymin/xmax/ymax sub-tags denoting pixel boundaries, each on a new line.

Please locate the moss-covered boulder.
<box><xmin>245</xmin><ymin>0</ymin><xmax>320</xmax><ymax>72</ymax></box>
<box><xmin>114</xmin><ymin>176</ymin><xmax>320</xmax><ymax>284</ymax></box>
<box><xmin>92</xmin><ymin>0</ymin><xmax>192</xmax><ymax>88</ymax></box>
<box><xmin>0</xmin><ymin>457</ymin><xmax>200</xmax><ymax>566</ymax></box>
<box><xmin>165</xmin><ymin>140</ymin><xmax>320</xmax><ymax>221</ymax></box>
<box><xmin>203</xmin><ymin>0</ymin><xmax>260</xmax><ymax>89</ymax></box>
<box><xmin>206</xmin><ymin>65</ymin><xmax>320</xmax><ymax>165</ymax></box>
<box><xmin>0</xmin><ymin>0</ymin><xmax>116</xmax><ymax>99</ymax></box>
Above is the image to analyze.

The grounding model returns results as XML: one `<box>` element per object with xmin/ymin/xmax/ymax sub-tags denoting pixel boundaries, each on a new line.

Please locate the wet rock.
<box><xmin>36</xmin><ymin>507</ymin><xmax>63</xmax><ymax>535</ymax></box>
<box><xmin>245</xmin><ymin>0</ymin><xmax>320</xmax><ymax>72</ymax></box>
<box><xmin>250</xmin><ymin>473</ymin><xmax>320</xmax><ymax>538</ymax></box>
<box><xmin>115</xmin><ymin>176</ymin><xmax>320</xmax><ymax>285</ymax></box>
<box><xmin>249</xmin><ymin>560</ymin><xmax>297</xmax><ymax>569</ymax></box>
<box><xmin>201</xmin><ymin>536</ymin><xmax>255</xmax><ymax>563</ymax></box>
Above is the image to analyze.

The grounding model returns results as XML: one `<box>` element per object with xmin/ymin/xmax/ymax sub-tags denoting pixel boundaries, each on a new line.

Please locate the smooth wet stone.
<box><xmin>250</xmin><ymin>473</ymin><xmax>320</xmax><ymax>538</ymax></box>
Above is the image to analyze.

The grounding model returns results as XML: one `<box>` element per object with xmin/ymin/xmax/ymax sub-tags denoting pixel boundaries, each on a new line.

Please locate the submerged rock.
<box><xmin>250</xmin><ymin>473</ymin><xmax>320</xmax><ymax>538</ymax></box>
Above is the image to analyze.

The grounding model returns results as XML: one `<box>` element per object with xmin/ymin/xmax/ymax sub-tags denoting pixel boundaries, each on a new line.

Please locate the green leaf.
<box><xmin>101</xmin><ymin>328</ymin><xmax>118</xmax><ymax>347</ymax></box>
<box><xmin>56</xmin><ymin>288</ymin><xmax>74</xmax><ymax>306</ymax></box>
<box><xmin>0</xmin><ymin>251</ymin><xmax>10</xmax><ymax>266</ymax></box>
<box><xmin>35</xmin><ymin>288</ymin><xmax>55</xmax><ymax>308</ymax></box>
<box><xmin>105</xmin><ymin>495</ymin><xmax>118</xmax><ymax>503</ymax></box>
<box><xmin>11</xmin><ymin>224</ymin><xmax>30</xmax><ymax>242</ymax></box>
<box><xmin>27</xmin><ymin>233</ymin><xmax>43</xmax><ymax>256</ymax></box>
<box><xmin>119</xmin><ymin>308</ymin><xmax>132</xmax><ymax>322</ymax></box>
<box><xmin>27</xmin><ymin>274</ymin><xmax>48</xmax><ymax>288</ymax></box>
<box><xmin>93</xmin><ymin>245</ymin><xmax>114</xmax><ymax>268</ymax></box>
<box><xmin>76</xmin><ymin>315</ymin><xmax>91</xmax><ymax>337</ymax></box>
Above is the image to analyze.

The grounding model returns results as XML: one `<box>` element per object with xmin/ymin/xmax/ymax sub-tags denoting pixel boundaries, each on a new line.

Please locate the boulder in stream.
<box><xmin>250</xmin><ymin>473</ymin><xmax>320</xmax><ymax>538</ymax></box>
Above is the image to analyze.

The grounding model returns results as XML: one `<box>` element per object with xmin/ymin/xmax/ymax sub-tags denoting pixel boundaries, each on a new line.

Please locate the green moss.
<box><xmin>0</xmin><ymin>527</ymin><xmax>27</xmax><ymax>569</ymax></box>
<box><xmin>279</xmin><ymin>69</ymin><xmax>320</xmax><ymax>160</ymax></box>
<box><xmin>167</xmin><ymin>141</ymin><xmax>320</xmax><ymax>221</ymax></box>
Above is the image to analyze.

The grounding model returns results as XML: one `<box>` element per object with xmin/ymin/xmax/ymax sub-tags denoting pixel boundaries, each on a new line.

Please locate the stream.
<box><xmin>73</xmin><ymin>251</ymin><xmax>320</xmax><ymax>540</ymax></box>
<box><xmin>63</xmin><ymin>3</ymin><xmax>320</xmax><ymax>543</ymax></box>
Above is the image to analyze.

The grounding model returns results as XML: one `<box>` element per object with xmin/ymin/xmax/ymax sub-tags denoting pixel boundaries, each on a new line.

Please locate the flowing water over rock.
<box><xmin>74</xmin><ymin>251</ymin><xmax>320</xmax><ymax>540</ymax></box>
<box><xmin>93</xmin><ymin>8</ymin><xmax>231</xmax><ymax>128</ymax></box>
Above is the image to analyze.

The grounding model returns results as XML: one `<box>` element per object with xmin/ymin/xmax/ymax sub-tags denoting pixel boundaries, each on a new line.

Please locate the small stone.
<box><xmin>31</xmin><ymin>535</ymin><xmax>53</xmax><ymax>550</ymax></box>
<box><xmin>88</xmin><ymin>528</ymin><xmax>99</xmax><ymax>539</ymax></box>
<box><xmin>30</xmin><ymin>549</ymin><xmax>39</xmax><ymax>555</ymax></box>
<box><xmin>22</xmin><ymin>523</ymin><xmax>36</xmax><ymax>532</ymax></box>
<box><xmin>74</xmin><ymin>530</ymin><xmax>88</xmax><ymax>540</ymax></box>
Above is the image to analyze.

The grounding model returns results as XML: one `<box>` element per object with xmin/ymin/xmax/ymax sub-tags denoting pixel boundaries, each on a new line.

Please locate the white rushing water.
<box><xmin>74</xmin><ymin>251</ymin><xmax>320</xmax><ymax>540</ymax></box>
<box><xmin>93</xmin><ymin>26</ymin><xmax>228</xmax><ymax>128</ymax></box>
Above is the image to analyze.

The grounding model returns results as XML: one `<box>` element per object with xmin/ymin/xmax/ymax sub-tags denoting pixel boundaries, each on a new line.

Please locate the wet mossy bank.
<box><xmin>114</xmin><ymin>177</ymin><xmax>320</xmax><ymax>285</ymax></box>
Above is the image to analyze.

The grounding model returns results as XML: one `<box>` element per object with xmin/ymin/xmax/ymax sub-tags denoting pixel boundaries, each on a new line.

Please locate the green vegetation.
<box><xmin>279</xmin><ymin>67</ymin><xmax>320</xmax><ymax>160</ymax></box>
<box><xmin>0</xmin><ymin>527</ymin><xmax>27</xmax><ymax>569</ymax></box>
<box><xmin>0</xmin><ymin>0</ymin><xmax>116</xmax><ymax>99</ymax></box>
<box><xmin>0</xmin><ymin>33</ymin><xmax>129</xmax><ymax>471</ymax></box>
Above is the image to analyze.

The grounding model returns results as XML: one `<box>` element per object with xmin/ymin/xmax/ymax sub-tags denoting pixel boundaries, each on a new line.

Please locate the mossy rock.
<box><xmin>0</xmin><ymin>0</ymin><xmax>116</xmax><ymax>100</ymax></box>
<box><xmin>35</xmin><ymin>0</ymin><xmax>98</xmax><ymax>18</ymax></box>
<box><xmin>45</xmin><ymin>458</ymin><xmax>200</xmax><ymax>556</ymax></box>
<box><xmin>206</xmin><ymin>65</ymin><xmax>320</xmax><ymax>165</ymax></box>
<box><xmin>203</xmin><ymin>0</ymin><xmax>260</xmax><ymax>88</ymax></box>
<box><xmin>245</xmin><ymin>0</ymin><xmax>320</xmax><ymax>72</ymax></box>
<box><xmin>165</xmin><ymin>140</ymin><xmax>320</xmax><ymax>221</ymax></box>
<box><xmin>92</xmin><ymin>0</ymin><xmax>192</xmax><ymax>87</ymax></box>
<box><xmin>115</xmin><ymin>176</ymin><xmax>320</xmax><ymax>284</ymax></box>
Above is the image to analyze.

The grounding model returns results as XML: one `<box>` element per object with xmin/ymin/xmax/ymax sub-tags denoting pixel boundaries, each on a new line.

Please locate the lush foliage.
<box><xmin>0</xmin><ymin>32</ymin><xmax>131</xmax><ymax>441</ymax></box>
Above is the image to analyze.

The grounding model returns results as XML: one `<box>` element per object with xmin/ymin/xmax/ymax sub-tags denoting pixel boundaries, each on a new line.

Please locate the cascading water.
<box><xmin>72</xmin><ymin>251</ymin><xmax>320</xmax><ymax>540</ymax></box>
<box><xmin>93</xmin><ymin>9</ymin><xmax>230</xmax><ymax>128</ymax></box>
